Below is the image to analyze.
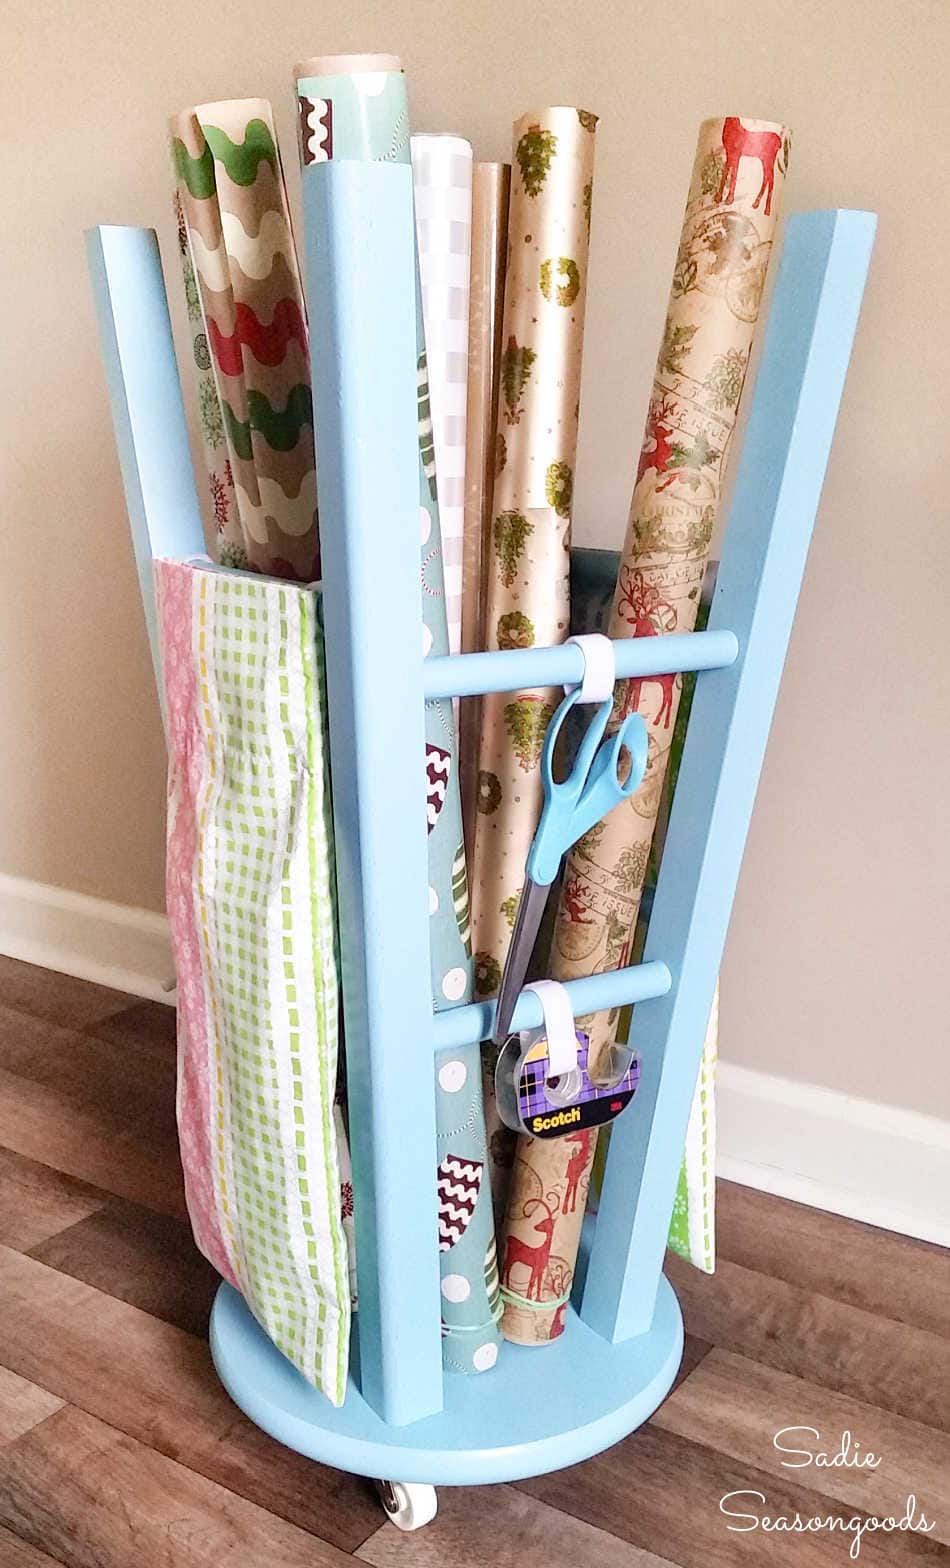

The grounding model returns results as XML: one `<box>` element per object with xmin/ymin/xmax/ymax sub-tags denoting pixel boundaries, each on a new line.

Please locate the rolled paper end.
<box><xmin>693</xmin><ymin>116</ymin><xmax>791</xmax><ymax>205</ymax></box>
<box><xmin>294</xmin><ymin>52</ymin><xmax>402</xmax><ymax>79</ymax></box>
<box><xmin>171</xmin><ymin>100</ymin><xmax>277</xmax><ymax>148</ymax></box>
<box><xmin>514</xmin><ymin>106</ymin><xmax>599</xmax><ymax>133</ymax></box>
<box><xmin>191</xmin><ymin>97</ymin><xmax>272</xmax><ymax>121</ymax></box>
<box><xmin>411</xmin><ymin>132</ymin><xmax>474</xmax><ymax>161</ymax></box>
<box><xmin>472</xmin><ymin>160</ymin><xmax>513</xmax><ymax>195</ymax></box>
<box><xmin>700</xmin><ymin>113</ymin><xmax>790</xmax><ymax>137</ymax></box>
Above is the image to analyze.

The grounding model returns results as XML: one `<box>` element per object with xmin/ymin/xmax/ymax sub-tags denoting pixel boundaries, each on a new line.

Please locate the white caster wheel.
<box><xmin>376</xmin><ymin>1479</ymin><xmax>438</xmax><ymax>1531</ymax></box>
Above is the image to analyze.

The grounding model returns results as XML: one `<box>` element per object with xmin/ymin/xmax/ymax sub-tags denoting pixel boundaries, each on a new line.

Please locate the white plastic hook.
<box><xmin>523</xmin><ymin>980</ymin><xmax>579</xmax><ymax>1078</ymax></box>
<box><xmin>564</xmin><ymin>632</ymin><xmax>615</xmax><ymax>704</ymax></box>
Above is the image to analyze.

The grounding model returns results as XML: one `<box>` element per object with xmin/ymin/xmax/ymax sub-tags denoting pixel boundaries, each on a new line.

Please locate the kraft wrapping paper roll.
<box><xmin>170</xmin><ymin>100</ymin><xmax>320</xmax><ymax>580</ymax></box>
<box><xmin>459</xmin><ymin>162</ymin><xmax>510</xmax><ymax>860</ymax></box>
<box><xmin>411</xmin><ymin>134</ymin><xmax>474</xmax><ymax>657</ymax></box>
<box><xmin>651</xmin><ymin>576</ymin><xmax>719</xmax><ymax>1272</ymax></box>
<box><xmin>296</xmin><ymin>56</ymin><xmax>500</xmax><ymax>1373</ymax></box>
<box><xmin>470</xmin><ymin>109</ymin><xmax>597</xmax><ymax>998</ymax></box>
<box><xmin>579</xmin><ymin>556</ymin><xmax>718</xmax><ymax>1272</ymax></box>
<box><xmin>500</xmin><ymin>115</ymin><xmax>789</xmax><ymax>1345</ymax></box>
<box><xmin>171</xmin><ymin>192</ymin><xmax>241</xmax><ymax>560</ymax></box>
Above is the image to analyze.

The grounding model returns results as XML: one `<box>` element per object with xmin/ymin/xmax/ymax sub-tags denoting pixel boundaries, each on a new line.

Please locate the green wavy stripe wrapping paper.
<box><xmin>295</xmin><ymin>54</ymin><xmax>500</xmax><ymax>1374</ymax></box>
<box><xmin>170</xmin><ymin>98</ymin><xmax>320</xmax><ymax>580</ymax></box>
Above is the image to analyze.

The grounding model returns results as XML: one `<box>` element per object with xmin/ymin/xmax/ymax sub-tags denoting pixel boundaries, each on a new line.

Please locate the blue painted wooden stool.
<box><xmin>87</xmin><ymin>177</ymin><xmax>874</xmax><ymax>1528</ymax></box>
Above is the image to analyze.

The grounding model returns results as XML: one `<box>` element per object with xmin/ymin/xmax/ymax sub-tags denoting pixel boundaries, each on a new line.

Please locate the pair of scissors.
<box><xmin>492</xmin><ymin>688</ymin><xmax>649</xmax><ymax>1046</ymax></box>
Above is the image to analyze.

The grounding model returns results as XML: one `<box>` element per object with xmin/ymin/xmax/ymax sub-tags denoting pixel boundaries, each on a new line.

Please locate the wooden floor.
<box><xmin>0</xmin><ymin>955</ymin><xmax>947</xmax><ymax>1566</ymax></box>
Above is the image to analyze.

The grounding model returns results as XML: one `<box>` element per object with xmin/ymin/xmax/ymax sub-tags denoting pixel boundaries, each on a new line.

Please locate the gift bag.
<box><xmin>573</xmin><ymin>550</ymin><xmax>717</xmax><ymax>1274</ymax></box>
<box><xmin>155</xmin><ymin>558</ymin><xmax>352</xmax><ymax>1405</ymax></box>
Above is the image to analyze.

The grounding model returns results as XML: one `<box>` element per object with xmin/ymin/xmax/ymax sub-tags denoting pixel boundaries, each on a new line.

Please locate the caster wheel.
<box><xmin>376</xmin><ymin>1479</ymin><xmax>438</xmax><ymax>1531</ymax></box>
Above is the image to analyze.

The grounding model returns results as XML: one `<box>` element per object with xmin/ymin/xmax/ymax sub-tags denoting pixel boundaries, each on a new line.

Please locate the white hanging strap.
<box><xmin>564</xmin><ymin>632</ymin><xmax>615</xmax><ymax>703</ymax></box>
<box><xmin>524</xmin><ymin>980</ymin><xmax>579</xmax><ymax>1077</ymax></box>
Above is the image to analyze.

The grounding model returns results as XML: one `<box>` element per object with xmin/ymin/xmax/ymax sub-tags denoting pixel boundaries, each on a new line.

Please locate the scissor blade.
<box><xmin>492</xmin><ymin>877</ymin><xmax>551</xmax><ymax>1046</ymax></box>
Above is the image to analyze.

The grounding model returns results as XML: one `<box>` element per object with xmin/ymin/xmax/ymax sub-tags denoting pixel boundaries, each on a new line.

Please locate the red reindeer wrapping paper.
<box><xmin>499</xmin><ymin>115</ymin><xmax>789</xmax><ymax>1345</ymax></box>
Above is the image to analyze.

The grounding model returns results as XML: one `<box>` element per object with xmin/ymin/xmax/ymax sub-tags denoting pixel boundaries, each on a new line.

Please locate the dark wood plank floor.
<box><xmin>0</xmin><ymin>956</ymin><xmax>946</xmax><ymax>1567</ymax></box>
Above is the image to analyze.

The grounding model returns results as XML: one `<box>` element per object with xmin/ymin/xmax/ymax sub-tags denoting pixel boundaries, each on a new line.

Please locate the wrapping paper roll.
<box><xmin>459</xmin><ymin>162</ymin><xmax>510</xmax><ymax>858</ymax></box>
<box><xmin>334</xmin><ymin>1104</ymin><xmax>359</xmax><ymax>1306</ymax></box>
<box><xmin>296</xmin><ymin>56</ymin><xmax>500</xmax><ymax>1374</ymax></box>
<box><xmin>469</xmin><ymin>110</ymin><xmax>596</xmax><ymax>1218</ymax></box>
<box><xmin>171</xmin><ymin>192</ymin><xmax>241</xmax><ymax>560</ymax></box>
<box><xmin>580</xmin><ymin>555</ymin><xmax>719</xmax><ymax>1272</ymax></box>
<box><xmin>411</xmin><ymin>134</ymin><xmax>474</xmax><ymax>656</ymax></box>
<box><xmin>500</xmin><ymin>115</ymin><xmax>790</xmax><ymax>1345</ymax></box>
<box><xmin>170</xmin><ymin>100</ymin><xmax>319</xmax><ymax>580</ymax></box>
<box><xmin>648</xmin><ymin>574</ymin><xmax>719</xmax><ymax>1273</ymax></box>
<box><xmin>470</xmin><ymin>109</ymin><xmax>597</xmax><ymax>997</ymax></box>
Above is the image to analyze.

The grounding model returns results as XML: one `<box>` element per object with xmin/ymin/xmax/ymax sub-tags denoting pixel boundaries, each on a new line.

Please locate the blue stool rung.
<box><xmin>423</xmin><ymin>627</ymin><xmax>739</xmax><ymax>700</ymax></box>
<box><xmin>431</xmin><ymin>959</ymin><xmax>672</xmax><ymax>1052</ymax></box>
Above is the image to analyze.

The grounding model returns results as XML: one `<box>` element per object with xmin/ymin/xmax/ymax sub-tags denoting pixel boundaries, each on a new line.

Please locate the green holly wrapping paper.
<box><xmin>295</xmin><ymin>54</ymin><xmax>500</xmax><ymax>1373</ymax></box>
<box><xmin>500</xmin><ymin>116</ymin><xmax>788</xmax><ymax>1345</ymax></box>
<box><xmin>171</xmin><ymin>192</ymin><xmax>241</xmax><ymax>561</ymax></box>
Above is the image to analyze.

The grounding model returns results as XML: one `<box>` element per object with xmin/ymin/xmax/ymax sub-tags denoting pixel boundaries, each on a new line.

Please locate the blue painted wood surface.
<box><xmin>86</xmin><ymin>226</ymin><xmax>206</xmax><ymax>701</ymax></box>
<box><xmin>209</xmin><ymin>1230</ymin><xmax>682</xmax><ymax>1484</ymax></box>
<box><xmin>301</xmin><ymin>161</ymin><xmax>444</xmax><ymax>1426</ymax></box>
<box><xmin>581</xmin><ymin>208</ymin><xmax>876</xmax><ymax>1343</ymax></box>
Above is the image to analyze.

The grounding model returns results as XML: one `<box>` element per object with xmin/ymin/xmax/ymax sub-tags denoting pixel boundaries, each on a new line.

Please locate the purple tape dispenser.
<box><xmin>494</xmin><ymin>980</ymin><xmax>640</xmax><ymax>1139</ymax></box>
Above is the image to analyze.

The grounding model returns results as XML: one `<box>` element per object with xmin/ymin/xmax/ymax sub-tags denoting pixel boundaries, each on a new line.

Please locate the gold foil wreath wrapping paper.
<box><xmin>171</xmin><ymin>100</ymin><xmax>320</xmax><ymax>580</ymax></box>
<box><xmin>499</xmin><ymin>115</ymin><xmax>790</xmax><ymax>1345</ymax></box>
<box><xmin>459</xmin><ymin>162</ymin><xmax>510</xmax><ymax>854</ymax></box>
<box><xmin>470</xmin><ymin>110</ymin><xmax>596</xmax><ymax>989</ymax></box>
<box><xmin>468</xmin><ymin>109</ymin><xmax>596</xmax><ymax>1214</ymax></box>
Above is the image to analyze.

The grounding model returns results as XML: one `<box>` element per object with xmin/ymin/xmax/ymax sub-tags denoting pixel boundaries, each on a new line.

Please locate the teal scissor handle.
<box><xmin>526</xmin><ymin>689</ymin><xmax>650</xmax><ymax>887</ymax></box>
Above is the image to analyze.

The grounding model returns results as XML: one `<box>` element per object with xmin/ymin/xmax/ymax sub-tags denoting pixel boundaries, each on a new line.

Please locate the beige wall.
<box><xmin>5</xmin><ymin>1</ymin><xmax>948</xmax><ymax>1115</ymax></box>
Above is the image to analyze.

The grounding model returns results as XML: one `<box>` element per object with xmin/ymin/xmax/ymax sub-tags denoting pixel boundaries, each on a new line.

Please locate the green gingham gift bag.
<box><xmin>156</xmin><ymin>558</ymin><xmax>352</xmax><ymax>1404</ymax></box>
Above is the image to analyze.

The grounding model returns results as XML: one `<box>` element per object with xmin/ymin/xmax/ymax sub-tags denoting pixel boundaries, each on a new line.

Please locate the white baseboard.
<box><xmin>1</xmin><ymin>874</ymin><xmax>946</xmax><ymax>1246</ymax></box>
<box><xmin>717</xmin><ymin>1060</ymin><xmax>950</xmax><ymax>1248</ymax></box>
<box><xmin>0</xmin><ymin>873</ymin><xmax>175</xmax><ymax>1006</ymax></box>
